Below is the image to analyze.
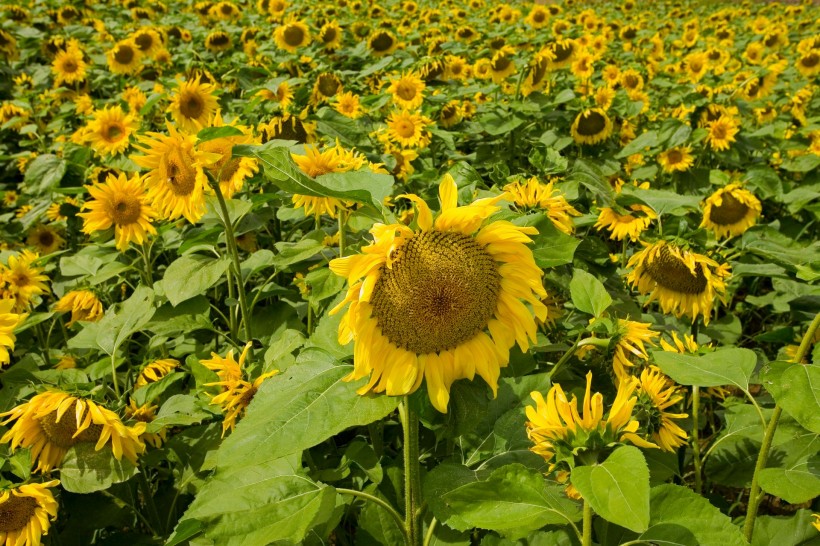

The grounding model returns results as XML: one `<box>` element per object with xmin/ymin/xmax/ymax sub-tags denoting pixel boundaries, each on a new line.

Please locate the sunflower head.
<box><xmin>274</xmin><ymin>20</ymin><xmax>311</xmax><ymax>53</ymax></box>
<box><xmin>632</xmin><ymin>366</ymin><xmax>688</xmax><ymax>452</ymax></box>
<box><xmin>700</xmin><ymin>183</ymin><xmax>762</xmax><ymax>239</ymax></box>
<box><xmin>571</xmin><ymin>108</ymin><xmax>613</xmax><ymax>145</ymax></box>
<box><xmin>0</xmin><ymin>480</ymin><xmax>60</xmax><ymax>546</ymax></box>
<box><xmin>168</xmin><ymin>77</ymin><xmax>219</xmax><ymax>133</ymax></box>
<box><xmin>54</xmin><ymin>290</ymin><xmax>104</xmax><ymax>325</ymax></box>
<box><xmin>79</xmin><ymin>172</ymin><xmax>157</xmax><ymax>251</ymax></box>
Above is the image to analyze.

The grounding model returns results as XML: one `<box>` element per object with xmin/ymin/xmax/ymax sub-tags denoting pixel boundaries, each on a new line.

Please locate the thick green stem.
<box><xmin>743</xmin><ymin>311</ymin><xmax>820</xmax><ymax>542</ymax></box>
<box><xmin>691</xmin><ymin>385</ymin><xmax>702</xmax><ymax>494</ymax></box>
<box><xmin>337</xmin><ymin>488</ymin><xmax>410</xmax><ymax>546</ymax></box>
<box><xmin>423</xmin><ymin>517</ymin><xmax>438</xmax><ymax>546</ymax></box>
<box><xmin>582</xmin><ymin>499</ymin><xmax>593</xmax><ymax>546</ymax></box>
<box><xmin>400</xmin><ymin>400</ymin><xmax>423</xmax><ymax>546</ymax></box>
<box><xmin>210</xmin><ymin>181</ymin><xmax>253</xmax><ymax>342</ymax></box>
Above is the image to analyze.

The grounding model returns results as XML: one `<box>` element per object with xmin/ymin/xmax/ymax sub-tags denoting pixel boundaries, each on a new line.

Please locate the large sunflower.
<box><xmin>26</xmin><ymin>225</ymin><xmax>65</xmax><ymax>254</ymax></box>
<box><xmin>83</xmin><ymin>105</ymin><xmax>138</xmax><ymax>157</ymax></box>
<box><xmin>311</xmin><ymin>73</ymin><xmax>343</xmax><ymax>105</ymax></box>
<box><xmin>329</xmin><ymin>175</ymin><xmax>548</xmax><ymax>412</ymax></box>
<box><xmin>594</xmin><ymin>205</ymin><xmax>657</xmax><ymax>242</ymax></box>
<box><xmin>0</xmin><ymin>480</ymin><xmax>60</xmax><ymax>546</ymax></box>
<box><xmin>700</xmin><ymin>183</ymin><xmax>762</xmax><ymax>239</ymax></box>
<box><xmin>368</xmin><ymin>30</ymin><xmax>398</xmax><ymax>56</ymax></box>
<box><xmin>132</xmin><ymin>123</ymin><xmax>212</xmax><ymax>223</ymax></box>
<box><xmin>0</xmin><ymin>299</ymin><xmax>24</xmax><ymax>367</ymax></box>
<box><xmin>571</xmin><ymin>108</ymin><xmax>613</xmax><ymax>145</ymax></box>
<box><xmin>107</xmin><ymin>39</ymin><xmax>142</xmax><ymax>75</ymax></box>
<box><xmin>167</xmin><ymin>77</ymin><xmax>219</xmax><ymax>133</ymax></box>
<box><xmin>79</xmin><ymin>172</ymin><xmax>157</xmax><ymax>251</ymax></box>
<box><xmin>198</xmin><ymin>111</ymin><xmax>259</xmax><ymax>199</ymax></box>
<box><xmin>626</xmin><ymin>241</ymin><xmax>730</xmax><ymax>325</ymax></box>
<box><xmin>0</xmin><ymin>391</ymin><xmax>146</xmax><ymax>473</ymax></box>
<box><xmin>705</xmin><ymin>115</ymin><xmax>739</xmax><ymax>151</ymax></box>
<box><xmin>51</xmin><ymin>45</ymin><xmax>87</xmax><ymax>86</ymax></box>
<box><xmin>387</xmin><ymin>71</ymin><xmax>425</xmax><ymax>111</ymax></box>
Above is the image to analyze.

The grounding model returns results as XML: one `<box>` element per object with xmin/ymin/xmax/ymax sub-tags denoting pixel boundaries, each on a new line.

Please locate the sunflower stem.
<box><xmin>423</xmin><ymin>517</ymin><xmax>438</xmax><ymax>546</ymax></box>
<box><xmin>210</xmin><ymin>178</ymin><xmax>253</xmax><ymax>343</ymax></box>
<box><xmin>582</xmin><ymin>499</ymin><xmax>593</xmax><ymax>546</ymax></box>
<box><xmin>338</xmin><ymin>209</ymin><xmax>346</xmax><ymax>258</ymax></box>
<box><xmin>743</xmin><ymin>311</ymin><xmax>820</xmax><ymax>543</ymax></box>
<box><xmin>140</xmin><ymin>242</ymin><xmax>153</xmax><ymax>286</ymax></box>
<box><xmin>337</xmin><ymin>488</ymin><xmax>410</xmax><ymax>546</ymax></box>
<box><xmin>400</xmin><ymin>399</ymin><xmax>423</xmax><ymax>546</ymax></box>
<box><xmin>691</xmin><ymin>385</ymin><xmax>703</xmax><ymax>494</ymax></box>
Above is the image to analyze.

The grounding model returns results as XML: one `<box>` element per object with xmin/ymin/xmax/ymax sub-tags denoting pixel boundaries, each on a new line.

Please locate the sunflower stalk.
<box><xmin>742</xmin><ymin>310</ymin><xmax>820</xmax><ymax>542</ymax></box>
<box><xmin>582</xmin><ymin>499</ymin><xmax>593</xmax><ymax>546</ymax></box>
<box><xmin>691</xmin><ymin>385</ymin><xmax>702</xmax><ymax>494</ymax></box>
<box><xmin>400</xmin><ymin>399</ymin><xmax>423</xmax><ymax>546</ymax></box>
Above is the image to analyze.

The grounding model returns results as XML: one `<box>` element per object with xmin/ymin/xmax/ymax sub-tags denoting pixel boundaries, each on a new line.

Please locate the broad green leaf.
<box><xmin>94</xmin><ymin>286</ymin><xmax>155</xmax><ymax>355</ymax></box>
<box><xmin>620</xmin><ymin>186</ymin><xmax>701</xmax><ymax>216</ymax></box>
<box><xmin>60</xmin><ymin>443</ymin><xmax>138</xmax><ymax>494</ymax></box>
<box><xmin>570</xmin><ymin>159</ymin><xmax>615</xmax><ymax>207</ymax></box>
<box><xmin>161</xmin><ymin>255</ymin><xmax>231</xmax><ymax>307</ymax></box>
<box><xmin>640</xmin><ymin>484</ymin><xmax>747</xmax><ymax>546</ymax></box>
<box><xmin>23</xmin><ymin>153</ymin><xmax>66</xmax><ymax>195</ymax></box>
<box><xmin>571</xmin><ymin>446</ymin><xmax>649</xmax><ymax>533</ymax></box>
<box><xmin>306</xmin><ymin>267</ymin><xmax>346</xmax><ymax>304</ymax></box>
<box><xmin>196</xmin><ymin>125</ymin><xmax>245</xmax><ymax>143</ymax></box>
<box><xmin>753</xmin><ymin>510</ymin><xmax>820</xmax><ymax>546</ymax></box>
<box><xmin>759</xmin><ymin>434</ymin><xmax>820</xmax><ymax>504</ymax></box>
<box><xmin>617</xmin><ymin>130</ymin><xmax>659</xmax><ymax>158</ymax></box>
<box><xmin>423</xmin><ymin>463</ymin><xmax>581</xmax><ymax>539</ymax></box>
<box><xmin>569</xmin><ymin>269</ymin><xmax>612</xmax><ymax>317</ymax></box>
<box><xmin>357</xmin><ymin>487</ymin><xmax>404</xmax><ymax>546</ymax></box>
<box><xmin>515</xmin><ymin>214</ymin><xmax>579</xmax><ymax>268</ymax></box>
<box><xmin>148</xmin><ymin>394</ymin><xmax>216</xmax><ymax>432</ymax></box>
<box><xmin>271</xmin><ymin>238</ymin><xmax>325</xmax><ymax>269</ymax></box>
<box><xmin>652</xmin><ymin>348</ymin><xmax>756</xmax><ymax>390</ymax></box>
<box><xmin>131</xmin><ymin>371</ymin><xmax>186</xmax><ymax>406</ymax></box>
<box><xmin>774</xmin><ymin>364</ymin><xmax>820</xmax><ymax>433</ymax></box>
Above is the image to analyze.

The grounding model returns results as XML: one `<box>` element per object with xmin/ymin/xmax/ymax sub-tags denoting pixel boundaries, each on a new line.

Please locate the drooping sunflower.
<box><xmin>571</xmin><ymin>108</ymin><xmax>613</xmax><ymax>145</ymax></box>
<box><xmin>0</xmin><ymin>480</ymin><xmax>60</xmax><ymax>546</ymax></box>
<box><xmin>657</xmin><ymin>146</ymin><xmax>694</xmax><ymax>173</ymax></box>
<box><xmin>0</xmin><ymin>299</ymin><xmax>24</xmax><ymax>367</ymax></box>
<box><xmin>290</xmin><ymin>144</ymin><xmax>367</xmax><ymax>219</ymax></box>
<box><xmin>796</xmin><ymin>50</ymin><xmax>820</xmax><ymax>78</ymax></box>
<box><xmin>125</xmin><ymin>400</ymin><xmax>165</xmax><ymax>448</ymax></box>
<box><xmin>274</xmin><ymin>19</ymin><xmax>311</xmax><ymax>53</ymax></box>
<box><xmin>83</xmin><ymin>105</ymin><xmax>138</xmax><ymax>157</ymax></box>
<box><xmin>132</xmin><ymin>123</ymin><xmax>212</xmax><ymax>224</ymax></box>
<box><xmin>438</xmin><ymin>101</ymin><xmax>463</xmax><ymax>128</ymax></box>
<box><xmin>258</xmin><ymin>114</ymin><xmax>315</xmax><ymax>144</ymax></box>
<box><xmin>626</xmin><ymin>241</ymin><xmax>730</xmax><ymax>325</ymax></box>
<box><xmin>318</xmin><ymin>21</ymin><xmax>342</xmax><ymax>50</ymax></box>
<box><xmin>385</xmin><ymin>110</ymin><xmax>433</xmax><ymax>149</ymax></box>
<box><xmin>201</xmin><ymin>342</ymin><xmax>278</xmax><ymax>436</ymax></box>
<box><xmin>2</xmin><ymin>251</ymin><xmax>49</xmax><ymax>312</ymax></box>
<box><xmin>52</xmin><ymin>45</ymin><xmax>87</xmax><ymax>86</ymax></box>
<box><xmin>705</xmin><ymin>115</ymin><xmax>739</xmax><ymax>151</ymax></box>
<box><xmin>611</xmin><ymin>319</ymin><xmax>659</xmax><ymax>382</ymax></box>
<box><xmin>334</xmin><ymin>91</ymin><xmax>363</xmax><ymax>119</ymax></box>
<box><xmin>633</xmin><ymin>366</ymin><xmax>688</xmax><ymax>452</ymax></box>
<box><xmin>503</xmin><ymin>177</ymin><xmax>580</xmax><ymax>235</ymax></box>
<box><xmin>489</xmin><ymin>48</ymin><xmax>516</xmax><ymax>83</ymax></box>
<box><xmin>329</xmin><ymin>175</ymin><xmax>548</xmax><ymax>412</ymax></box>
<box><xmin>594</xmin><ymin>205</ymin><xmax>657</xmax><ymax>242</ymax></box>
<box><xmin>107</xmin><ymin>39</ymin><xmax>143</xmax><ymax>75</ymax></box>
<box><xmin>26</xmin><ymin>225</ymin><xmax>65</xmax><ymax>254</ymax></box>
<box><xmin>205</xmin><ymin>30</ymin><xmax>233</xmax><ymax>53</ymax></box>
<box><xmin>167</xmin><ymin>77</ymin><xmax>219</xmax><ymax>134</ymax></box>
<box><xmin>79</xmin><ymin>172</ymin><xmax>157</xmax><ymax>251</ymax></box>
<box><xmin>700</xmin><ymin>183</ymin><xmax>762</xmax><ymax>239</ymax></box>
<box><xmin>311</xmin><ymin>72</ymin><xmax>343</xmax><ymax>105</ymax></box>
<box><xmin>198</xmin><ymin>111</ymin><xmax>259</xmax><ymax>199</ymax></box>
<box><xmin>368</xmin><ymin>30</ymin><xmax>398</xmax><ymax>56</ymax></box>
<box><xmin>136</xmin><ymin>358</ymin><xmax>180</xmax><ymax>388</ymax></box>
<box><xmin>54</xmin><ymin>290</ymin><xmax>104</xmax><ymax>326</ymax></box>
<box><xmin>387</xmin><ymin>71</ymin><xmax>425</xmax><ymax>111</ymax></box>
<box><xmin>547</xmin><ymin>38</ymin><xmax>576</xmax><ymax>69</ymax></box>
<box><xmin>0</xmin><ymin>391</ymin><xmax>146</xmax><ymax>472</ymax></box>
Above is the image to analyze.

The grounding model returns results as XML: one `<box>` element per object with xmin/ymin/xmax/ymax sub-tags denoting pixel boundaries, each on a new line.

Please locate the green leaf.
<box><xmin>196</xmin><ymin>125</ymin><xmax>246</xmax><ymax>143</ymax></box>
<box><xmin>272</xmin><ymin>238</ymin><xmax>325</xmax><ymax>269</ymax></box>
<box><xmin>759</xmin><ymin>434</ymin><xmax>820</xmax><ymax>504</ymax></box>
<box><xmin>517</xmin><ymin>214</ymin><xmax>579</xmax><ymax>268</ymax></box>
<box><xmin>148</xmin><ymin>394</ymin><xmax>216</xmax><ymax>432</ymax></box>
<box><xmin>131</xmin><ymin>371</ymin><xmax>185</xmax><ymax>406</ymax></box>
<box><xmin>60</xmin><ymin>443</ymin><xmax>139</xmax><ymax>494</ymax></box>
<box><xmin>161</xmin><ymin>255</ymin><xmax>230</xmax><ymax>307</ymax></box>
<box><xmin>306</xmin><ymin>267</ymin><xmax>346</xmax><ymax>304</ymax></box>
<box><xmin>423</xmin><ymin>463</ymin><xmax>581</xmax><ymax>539</ymax></box>
<box><xmin>570</xmin><ymin>269</ymin><xmax>612</xmax><ymax>317</ymax></box>
<box><xmin>753</xmin><ymin>510</ymin><xmax>820</xmax><ymax>546</ymax></box>
<box><xmin>639</xmin><ymin>484</ymin><xmax>747</xmax><ymax>546</ymax></box>
<box><xmin>652</xmin><ymin>348</ymin><xmax>756</xmax><ymax>390</ymax></box>
<box><xmin>620</xmin><ymin>186</ymin><xmax>701</xmax><ymax>216</ymax></box>
<box><xmin>94</xmin><ymin>286</ymin><xmax>155</xmax><ymax>355</ymax></box>
<box><xmin>617</xmin><ymin>130</ymin><xmax>659</xmax><ymax>159</ymax></box>
<box><xmin>570</xmin><ymin>159</ymin><xmax>615</xmax><ymax>207</ymax></box>
<box><xmin>774</xmin><ymin>364</ymin><xmax>820</xmax><ymax>433</ymax></box>
<box><xmin>256</xmin><ymin>146</ymin><xmax>393</xmax><ymax>211</ymax></box>
<box><xmin>23</xmin><ymin>154</ymin><xmax>66</xmax><ymax>195</ymax></box>
<box><xmin>571</xmin><ymin>445</ymin><xmax>650</xmax><ymax>533</ymax></box>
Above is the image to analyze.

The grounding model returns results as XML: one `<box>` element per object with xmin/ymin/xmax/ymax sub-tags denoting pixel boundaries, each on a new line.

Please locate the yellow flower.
<box><xmin>54</xmin><ymin>290</ymin><xmax>104</xmax><ymax>326</ymax></box>
<box><xmin>290</xmin><ymin>143</ymin><xmax>369</xmax><ymax>219</ymax></box>
<box><xmin>0</xmin><ymin>480</ymin><xmax>60</xmax><ymax>546</ymax></box>
<box><xmin>0</xmin><ymin>299</ymin><xmax>25</xmax><ymax>367</ymax></box>
<box><xmin>311</xmin><ymin>72</ymin><xmax>343</xmax><ymax>105</ymax></box>
<box><xmin>317</xmin><ymin>21</ymin><xmax>343</xmax><ymax>50</ymax></box>
<box><xmin>198</xmin><ymin>111</ymin><xmax>259</xmax><ymax>199</ymax></box>
<box><xmin>329</xmin><ymin>175</ymin><xmax>548</xmax><ymax>413</ymax></box>
<box><xmin>26</xmin><ymin>225</ymin><xmax>65</xmax><ymax>255</ymax></box>
<box><xmin>387</xmin><ymin>72</ymin><xmax>425</xmax><ymax>111</ymax></box>
<box><xmin>0</xmin><ymin>391</ymin><xmax>146</xmax><ymax>472</ymax></box>
<box><xmin>56</xmin><ymin>354</ymin><xmax>77</xmax><ymax>370</ymax></box>
<box><xmin>78</xmin><ymin>172</ymin><xmax>157</xmax><ymax>251</ymax></box>
<box><xmin>705</xmin><ymin>115</ymin><xmax>739</xmax><ymax>151</ymax></box>
<box><xmin>612</xmin><ymin>319</ymin><xmax>659</xmax><ymax>383</ymax></box>
<box><xmin>205</xmin><ymin>31</ymin><xmax>233</xmax><ymax>53</ymax></box>
<box><xmin>167</xmin><ymin>77</ymin><xmax>219</xmax><ymax>133</ymax></box>
<box><xmin>51</xmin><ymin>44</ymin><xmax>87</xmax><ymax>86</ymax></box>
<box><xmin>274</xmin><ymin>20</ymin><xmax>311</xmax><ymax>53</ymax></box>
<box><xmin>334</xmin><ymin>91</ymin><xmax>363</xmax><ymax>119</ymax></box>
<box><xmin>136</xmin><ymin>358</ymin><xmax>180</xmax><ymax>388</ymax></box>
<box><xmin>571</xmin><ymin>108</ymin><xmax>613</xmax><ymax>145</ymax></box>
<box><xmin>385</xmin><ymin>110</ymin><xmax>433</xmax><ymax>149</ymax></box>
<box><xmin>125</xmin><ymin>400</ymin><xmax>166</xmax><ymax>448</ymax></box>
<box><xmin>700</xmin><ymin>183</ymin><xmax>762</xmax><ymax>239</ymax></box>
<box><xmin>657</xmin><ymin>147</ymin><xmax>694</xmax><ymax>173</ymax></box>
<box><xmin>107</xmin><ymin>39</ymin><xmax>142</xmax><ymax>75</ymax></box>
<box><xmin>368</xmin><ymin>30</ymin><xmax>398</xmax><ymax>56</ymax></box>
<box><xmin>626</xmin><ymin>241</ymin><xmax>730</xmax><ymax>325</ymax></box>
<box><xmin>82</xmin><ymin>105</ymin><xmax>139</xmax><ymax>157</ymax></box>
<box><xmin>634</xmin><ymin>367</ymin><xmax>688</xmax><ymax>452</ymax></box>
<box><xmin>2</xmin><ymin>250</ymin><xmax>49</xmax><ymax>312</ymax></box>
<box><xmin>503</xmin><ymin>177</ymin><xmax>580</xmax><ymax>235</ymax></box>
<box><xmin>594</xmin><ymin>205</ymin><xmax>657</xmax><ymax>242</ymax></box>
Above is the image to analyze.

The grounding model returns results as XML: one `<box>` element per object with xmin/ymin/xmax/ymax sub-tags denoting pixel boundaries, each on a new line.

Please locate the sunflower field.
<box><xmin>0</xmin><ymin>0</ymin><xmax>819</xmax><ymax>544</ymax></box>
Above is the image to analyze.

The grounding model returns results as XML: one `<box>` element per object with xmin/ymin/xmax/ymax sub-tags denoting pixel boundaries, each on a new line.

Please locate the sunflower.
<box><xmin>626</xmin><ymin>240</ymin><xmax>730</xmax><ymax>325</ymax></box>
<box><xmin>107</xmin><ymin>39</ymin><xmax>142</xmax><ymax>75</ymax></box>
<box><xmin>489</xmin><ymin>49</ymin><xmax>516</xmax><ymax>83</ymax></box>
<box><xmin>503</xmin><ymin>177</ymin><xmax>580</xmax><ymax>235</ymax></box>
<box><xmin>201</xmin><ymin>342</ymin><xmax>279</xmax><ymax>436</ymax></box>
<box><xmin>438</xmin><ymin>101</ymin><xmax>463</xmax><ymax>128</ymax></box>
<box><xmin>79</xmin><ymin>172</ymin><xmax>156</xmax><ymax>251</ymax></box>
<box><xmin>198</xmin><ymin>111</ymin><xmax>259</xmax><ymax>199</ymax></box>
<box><xmin>0</xmin><ymin>29</ymin><xmax>17</xmax><ymax>61</ymax></box>
<box><xmin>131</xmin><ymin>28</ymin><xmax>162</xmax><ymax>58</ymax></box>
<box><xmin>329</xmin><ymin>175</ymin><xmax>548</xmax><ymax>412</ymax></box>
<box><xmin>83</xmin><ymin>105</ymin><xmax>138</xmax><ymax>157</ymax></box>
<box><xmin>571</xmin><ymin>108</ymin><xmax>613</xmax><ymax>145</ymax></box>
<box><xmin>132</xmin><ymin>123</ymin><xmax>212</xmax><ymax>224</ymax></box>
<box><xmin>318</xmin><ymin>21</ymin><xmax>342</xmax><ymax>50</ymax></box>
<box><xmin>796</xmin><ymin>50</ymin><xmax>820</xmax><ymax>78</ymax></box>
<box><xmin>290</xmin><ymin>144</ymin><xmax>367</xmax><ymax>219</ymax></box>
<box><xmin>258</xmin><ymin>114</ymin><xmax>315</xmax><ymax>144</ymax></box>
<box><xmin>54</xmin><ymin>290</ymin><xmax>103</xmax><ymax>326</ymax></box>
<box><xmin>311</xmin><ymin>73</ymin><xmax>342</xmax><ymax>105</ymax></box>
<box><xmin>633</xmin><ymin>366</ymin><xmax>688</xmax><ymax>452</ymax></box>
<box><xmin>205</xmin><ymin>31</ymin><xmax>233</xmax><ymax>53</ymax></box>
<box><xmin>387</xmin><ymin>72</ymin><xmax>425</xmax><ymax>111</ymax></box>
<box><xmin>2</xmin><ymin>251</ymin><xmax>49</xmax><ymax>312</ymax></box>
<box><xmin>135</xmin><ymin>358</ymin><xmax>180</xmax><ymax>388</ymax></box>
<box><xmin>612</xmin><ymin>319</ymin><xmax>659</xmax><ymax>382</ymax></box>
<box><xmin>26</xmin><ymin>225</ymin><xmax>65</xmax><ymax>255</ymax></box>
<box><xmin>657</xmin><ymin>146</ymin><xmax>694</xmax><ymax>173</ymax></box>
<box><xmin>594</xmin><ymin>205</ymin><xmax>657</xmax><ymax>242</ymax></box>
<box><xmin>385</xmin><ymin>110</ymin><xmax>433</xmax><ymax>149</ymax></box>
<box><xmin>368</xmin><ymin>30</ymin><xmax>398</xmax><ymax>56</ymax></box>
<box><xmin>525</xmin><ymin>5</ymin><xmax>550</xmax><ymax>28</ymax></box>
<box><xmin>52</xmin><ymin>45</ymin><xmax>87</xmax><ymax>87</ymax></box>
<box><xmin>274</xmin><ymin>20</ymin><xmax>311</xmax><ymax>53</ymax></box>
<box><xmin>125</xmin><ymin>400</ymin><xmax>165</xmax><ymax>448</ymax></box>
<box><xmin>700</xmin><ymin>183</ymin><xmax>762</xmax><ymax>239</ymax></box>
<box><xmin>547</xmin><ymin>38</ymin><xmax>576</xmax><ymax>69</ymax></box>
<box><xmin>705</xmin><ymin>115</ymin><xmax>739</xmax><ymax>151</ymax></box>
<box><xmin>526</xmin><ymin>371</ymin><xmax>656</xmax><ymax>468</ymax></box>
<box><xmin>333</xmin><ymin>91</ymin><xmax>363</xmax><ymax>119</ymax></box>
<box><xmin>167</xmin><ymin>77</ymin><xmax>219</xmax><ymax>133</ymax></box>
<box><xmin>0</xmin><ymin>480</ymin><xmax>60</xmax><ymax>546</ymax></box>
<box><xmin>55</xmin><ymin>354</ymin><xmax>77</xmax><ymax>370</ymax></box>
<box><xmin>0</xmin><ymin>391</ymin><xmax>146</xmax><ymax>472</ymax></box>
<box><xmin>0</xmin><ymin>299</ymin><xmax>24</xmax><ymax>367</ymax></box>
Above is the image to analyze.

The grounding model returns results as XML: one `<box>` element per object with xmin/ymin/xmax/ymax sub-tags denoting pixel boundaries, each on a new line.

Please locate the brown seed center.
<box><xmin>644</xmin><ymin>246</ymin><xmax>708</xmax><ymax>295</ymax></box>
<box><xmin>709</xmin><ymin>192</ymin><xmax>749</xmax><ymax>226</ymax></box>
<box><xmin>0</xmin><ymin>496</ymin><xmax>38</xmax><ymax>533</ymax></box>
